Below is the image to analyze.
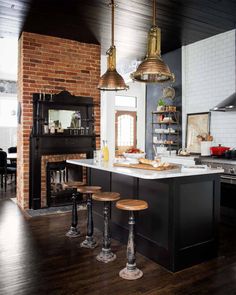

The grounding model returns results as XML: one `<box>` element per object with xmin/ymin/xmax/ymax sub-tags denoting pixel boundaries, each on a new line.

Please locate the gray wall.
<box><xmin>145</xmin><ymin>48</ymin><xmax>182</xmax><ymax>159</ymax></box>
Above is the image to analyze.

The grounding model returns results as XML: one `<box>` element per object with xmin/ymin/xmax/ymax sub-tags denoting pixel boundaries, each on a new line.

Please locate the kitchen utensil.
<box><xmin>210</xmin><ymin>144</ymin><xmax>230</xmax><ymax>156</ymax></box>
<box><xmin>123</xmin><ymin>152</ymin><xmax>146</xmax><ymax>159</ymax></box>
<box><xmin>113</xmin><ymin>162</ymin><xmax>177</xmax><ymax>171</ymax></box>
<box><xmin>231</xmin><ymin>149</ymin><xmax>236</xmax><ymax>159</ymax></box>
<box><xmin>178</xmin><ymin>148</ymin><xmax>190</xmax><ymax>156</ymax></box>
<box><xmin>153</xmin><ymin>145</ymin><xmax>158</xmax><ymax>158</ymax></box>
<box><xmin>225</xmin><ymin>149</ymin><xmax>232</xmax><ymax>159</ymax></box>
<box><xmin>225</xmin><ymin>149</ymin><xmax>236</xmax><ymax>159</ymax></box>
<box><xmin>156</xmin><ymin>146</ymin><xmax>168</xmax><ymax>154</ymax></box>
<box><xmin>200</xmin><ymin>141</ymin><xmax>212</xmax><ymax>156</ymax></box>
<box><xmin>162</xmin><ymin>86</ymin><xmax>175</xmax><ymax>100</ymax></box>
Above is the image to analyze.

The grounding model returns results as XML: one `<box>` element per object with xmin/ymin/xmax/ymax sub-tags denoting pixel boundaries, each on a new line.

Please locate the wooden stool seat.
<box><xmin>92</xmin><ymin>192</ymin><xmax>120</xmax><ymax>202</ymax></box>
<box><xmin>62</xmin><ymin>181</ymin><xmax>85</xmax><ymax>189</ymax></box>
<box><xmin>77</xmin><ymin>186</ymin><xmax>101</xmax><ymax>194</ymax></box>
<box><xmin>116</xmin><ymin>198</ymin><xmax>148</xmax><ymax>280</ymax></box>
<box><xmin>116</xmin><ymin>199</ymin><xmax>148</xmax><ymax>211</ymax></box>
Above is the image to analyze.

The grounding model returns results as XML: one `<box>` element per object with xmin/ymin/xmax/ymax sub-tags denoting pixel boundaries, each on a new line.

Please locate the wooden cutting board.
<box><xmin>113</xmin><ymin>162</ymin><xmax>178</xmax><ymax>171</ymax></box>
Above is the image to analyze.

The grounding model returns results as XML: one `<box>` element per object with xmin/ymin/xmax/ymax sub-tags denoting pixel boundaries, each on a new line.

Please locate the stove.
<box><xmin>197</xmin><ymin>156</ymin><xmax>236</xmax><ymax>175</ymax></box>
<box><xmin>197</xmin><ymin>156</ymin><xmax>236</xmax><ymax>226</ymax></box>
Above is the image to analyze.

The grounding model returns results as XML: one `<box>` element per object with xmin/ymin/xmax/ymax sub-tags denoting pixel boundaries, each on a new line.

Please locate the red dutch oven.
<box><xmin>210</xmin><ymin>144</ymin><xmax>230</xmax><ymax>156</ymax></box>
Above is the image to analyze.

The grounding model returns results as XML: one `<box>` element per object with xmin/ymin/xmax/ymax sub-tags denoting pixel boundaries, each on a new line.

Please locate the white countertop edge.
<box><xmin>66</xmin><ymin>159</ymin><xmax>223</xmax><ymax>180</ymax></box>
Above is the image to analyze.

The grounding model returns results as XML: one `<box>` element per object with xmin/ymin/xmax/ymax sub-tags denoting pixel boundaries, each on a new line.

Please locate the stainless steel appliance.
<box><xmin>197</xmin><ymin>157</ymin><xmax>236</xmax><ymax>225</ymax></box>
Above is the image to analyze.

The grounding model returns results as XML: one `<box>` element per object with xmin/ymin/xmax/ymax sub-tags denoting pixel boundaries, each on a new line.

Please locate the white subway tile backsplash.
<box><xmin>182</xmin><ymin>29</ymin><xmax>236</xmax><ymax>148</ymax></box>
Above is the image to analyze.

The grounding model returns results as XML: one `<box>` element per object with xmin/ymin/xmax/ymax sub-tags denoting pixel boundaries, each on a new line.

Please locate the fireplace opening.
<box><xmin>46</xmin><ymin>161</ymin><xmax>83</xmax><ymax>207</ymax></box>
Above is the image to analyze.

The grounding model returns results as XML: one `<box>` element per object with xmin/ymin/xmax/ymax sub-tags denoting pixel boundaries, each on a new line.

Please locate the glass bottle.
<box><xmin>102</xmin><ymin>140</ymin><xmax>109</xmax><ymax>161</ymax></box>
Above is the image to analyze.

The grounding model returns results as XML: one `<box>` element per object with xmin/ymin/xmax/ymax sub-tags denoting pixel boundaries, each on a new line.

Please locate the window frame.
<box><xmin>0</xmin><ymin>93</ymin><xmax>18</xmax><ymax>128</ymax></box>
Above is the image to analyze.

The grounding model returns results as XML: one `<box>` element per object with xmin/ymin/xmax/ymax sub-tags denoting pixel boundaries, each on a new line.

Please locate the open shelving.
<box><xmin>152</xmin><ymin>110</ymin><xmax>181</xmax><ymax>158</ymax></box>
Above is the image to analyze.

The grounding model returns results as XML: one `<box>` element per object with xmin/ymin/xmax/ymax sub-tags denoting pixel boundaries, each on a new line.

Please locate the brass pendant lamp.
<box><xmin>131</xmin><ymin>0</ymin><xmax>175</xmax><ymax>83</ymax></box>
<box><xmin>98</xmin><ymin>0</ymin><xmax>128</xmax><ymax>91</ymax></box>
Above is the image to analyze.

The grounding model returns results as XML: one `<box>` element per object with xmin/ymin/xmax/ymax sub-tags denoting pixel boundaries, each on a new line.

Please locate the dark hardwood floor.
<box><xmin>1</xmin><ymin>186</ymin><xmax>236</xmax><ymax>294</ymax></box>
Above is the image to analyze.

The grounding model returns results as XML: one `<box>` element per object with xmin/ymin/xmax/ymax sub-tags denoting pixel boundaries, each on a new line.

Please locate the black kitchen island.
<box><xmin>67</xmin><ymin>159</ymin><xmax>222</xmax><ymax>272</ymax></box>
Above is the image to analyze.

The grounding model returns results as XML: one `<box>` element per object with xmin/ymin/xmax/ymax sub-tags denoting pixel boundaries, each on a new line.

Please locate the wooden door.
<box><xmin>115</xmin><ymin>111</ymin><xmax>137</xmax><ymax>156</ymax></box>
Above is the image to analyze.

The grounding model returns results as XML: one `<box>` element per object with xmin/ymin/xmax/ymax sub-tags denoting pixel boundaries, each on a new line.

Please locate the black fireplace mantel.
<box><xmin>29</xmin><ymin>90</ymin><xmax>99</xmax><ymax>209</ymax></box>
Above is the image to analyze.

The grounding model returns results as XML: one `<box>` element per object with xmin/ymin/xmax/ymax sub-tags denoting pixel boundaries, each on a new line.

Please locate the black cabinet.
<box><xmin>89</xmin><ymin>168</ymin><xmax>220</xmax><ymax>272</ymax></box>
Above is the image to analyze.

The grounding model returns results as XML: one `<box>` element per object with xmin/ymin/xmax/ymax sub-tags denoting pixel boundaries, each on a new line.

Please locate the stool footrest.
<box><xmin>80</xmin><ymin>236</ymin><xmax>97</xmax><ymax>249</ymax></box>
<box><xmin>66</xmin><ymin>226</ymin><xmax>80</xmax><ymax>238</ymax></box>
<box><xmin>119</xmin><ymin>266</ymin><xmax>143</xmax><ymax>280</ymax></box>
<box><xmin>96</xmin><ymin>248</ymin><xmax>116</xmax><ymax>263</ymax></box>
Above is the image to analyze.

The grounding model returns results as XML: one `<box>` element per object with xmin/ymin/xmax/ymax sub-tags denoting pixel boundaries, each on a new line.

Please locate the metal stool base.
<box><xmin>66</xmin><ymin>226</ymin><xmax>80</xmax><ymax>238</ymax></box>
<box><xmin>96</xmin><ymin>248</ymin><xmax>116</xmax><ymax>263</ymax></box>
<box><xmin>119</xmin><ymin>264</ymin><xmax>143</xmax><ymax>280</ymax></box>
<box><xmin>80</xmin><ymin>236</ymin><xmax>97</xmax><ymax>249</ymax></box>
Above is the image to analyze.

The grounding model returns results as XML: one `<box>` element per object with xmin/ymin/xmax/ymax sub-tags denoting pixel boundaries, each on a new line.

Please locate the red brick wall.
<box><xmin>17</xmin><ymin>32</ymin><xmax>101</xmax><ymax>210</ymax></box>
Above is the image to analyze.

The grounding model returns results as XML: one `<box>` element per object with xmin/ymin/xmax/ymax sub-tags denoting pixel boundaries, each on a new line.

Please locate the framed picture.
<box><xmin>186</xmin><ymin>112</ymin><xmax>211</xmax><ymax>154</ymax></box>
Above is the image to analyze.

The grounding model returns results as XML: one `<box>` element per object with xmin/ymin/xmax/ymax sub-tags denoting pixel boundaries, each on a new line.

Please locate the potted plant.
<box><xmin>157</xmin><ymin>99</ymin><xmax>165</xmax><ymax>111</ymax></box>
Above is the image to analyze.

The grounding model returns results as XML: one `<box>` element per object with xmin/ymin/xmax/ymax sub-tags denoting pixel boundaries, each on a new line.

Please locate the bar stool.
<box><xmin>116</xmin><ymin>199</ymin><xmax>148</xmax><ymax>280</ymax></box>
<box><xmin>92</xmin><ymin>192</ymin><xmax>120</xmax><ymax>263</ymax></box>
<box><xmin>62</xmin><ymin>181</ymin><xmax>85</xmax><ymax>190</ymax></box>
<box><xmin>64</xmin><ymin>181</ymin><xmax>85</xmax><ymax>238</ymax></box>
<box><xmin>77</xmin><ymin>186</ymin><xmax>102</xmax><ymax>249</ymax></box>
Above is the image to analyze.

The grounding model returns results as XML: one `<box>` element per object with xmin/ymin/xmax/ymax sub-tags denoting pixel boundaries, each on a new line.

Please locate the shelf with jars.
<box><xmin>152</xmin><ymin>110</ymin><xmax>181</xmax><ymax>158</ymax></box>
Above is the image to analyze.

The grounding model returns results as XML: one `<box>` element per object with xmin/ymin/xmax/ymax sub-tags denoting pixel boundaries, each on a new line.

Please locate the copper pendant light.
<box><xmin>98</xmin><ymin>0</ymin><xmax>128</xmax><ymax>91</ymax></box>
<box><xmin>131</xmin><ymin>0</ymin><xmax>175</xmax><ymax>83</ymax></box>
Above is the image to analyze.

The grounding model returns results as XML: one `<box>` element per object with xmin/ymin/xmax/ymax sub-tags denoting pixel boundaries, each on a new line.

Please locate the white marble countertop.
<box><xmin>67</xmin><ymin>159</ymin><xmax>223</xmax><ymax>180</ymax></box>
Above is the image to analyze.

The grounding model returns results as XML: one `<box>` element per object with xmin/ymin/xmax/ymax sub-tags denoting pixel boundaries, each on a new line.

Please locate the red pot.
<box><xmin>210</xmin><ymin>144</ymin><xmax>230</xmax><ymax>156</ymax></box>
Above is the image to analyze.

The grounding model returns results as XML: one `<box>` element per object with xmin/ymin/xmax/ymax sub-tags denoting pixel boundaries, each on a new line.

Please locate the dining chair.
<box><xmin>0</xmin><ymin>151</ymin><xmax>7</xmax><ymax>191</ymax></box>
<box><xmin>7</xmin><ymin>147</ymin><xmax>17</xmax><ymax>168</ymax></box>
<box><xmin>0</xmin><ymin>151</ymin><xmax>17</xmax><ymax>191</ymax></box>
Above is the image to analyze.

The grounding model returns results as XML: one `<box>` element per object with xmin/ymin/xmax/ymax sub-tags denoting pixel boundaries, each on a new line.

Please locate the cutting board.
<box><xmin>113</xmin><ymin>162</ymin><xmax>178</xmax><ymax>171</ymax></box>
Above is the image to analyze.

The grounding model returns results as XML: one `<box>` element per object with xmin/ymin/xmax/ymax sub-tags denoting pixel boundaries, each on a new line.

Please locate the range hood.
<box><xmin>211</xmin><ymin>92</ymin><xmax>236</xmax><ymax>112</ymax></box>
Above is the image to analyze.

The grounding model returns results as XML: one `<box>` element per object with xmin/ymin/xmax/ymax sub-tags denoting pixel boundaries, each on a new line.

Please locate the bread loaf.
<box><xmin>139</xmin><ymin>158</ymin><xmax>155</xmax><ymax>165</ymax></box>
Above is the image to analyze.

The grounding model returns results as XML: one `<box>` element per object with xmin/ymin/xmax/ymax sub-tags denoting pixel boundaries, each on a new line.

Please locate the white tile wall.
<box><xmin>182</xmin><ymin>29</ymin><xmax>236</xmax><ymax>148</ymax></box>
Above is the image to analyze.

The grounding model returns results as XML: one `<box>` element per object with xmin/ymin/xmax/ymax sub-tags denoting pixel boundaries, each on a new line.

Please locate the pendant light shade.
<box><xmin>131</xmin><ymin>0</ymin><xmax>175</xmax><ymax>83</ymax></box>
<box><xmin>98</xmin><ymin>1</ymin><xmax>128</xmax><ymax>91</ymax></box>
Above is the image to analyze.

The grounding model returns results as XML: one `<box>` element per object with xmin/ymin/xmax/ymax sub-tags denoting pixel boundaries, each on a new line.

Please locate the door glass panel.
<box><xmin>115</xmin><ymin>111</ymin><xmax>137</xmax><ymax>155</ymax></box>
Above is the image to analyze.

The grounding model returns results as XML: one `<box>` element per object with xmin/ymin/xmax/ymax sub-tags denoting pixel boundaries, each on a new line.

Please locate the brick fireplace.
<box><xmin>18</xmin><ymin>32</ymin><xmax>100</xmax><ymax>210</ymax></box>
<box><xmin>42</xmin><ymin>154</ymin><xmax>86</xmax><ymax>208</ymax></box>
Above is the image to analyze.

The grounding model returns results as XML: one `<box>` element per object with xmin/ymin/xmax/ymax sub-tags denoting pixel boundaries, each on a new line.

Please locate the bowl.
<box><xmin>123</xmin><ymin>152</ymin><xmax>146</xmax><ymax>159</ymax></box>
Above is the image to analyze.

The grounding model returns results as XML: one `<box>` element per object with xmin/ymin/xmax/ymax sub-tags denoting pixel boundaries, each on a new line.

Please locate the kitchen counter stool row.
<box><xmin>63</xmin><ymin>181</ymin><xmax>148</xmax><ymax>280</ymax></box>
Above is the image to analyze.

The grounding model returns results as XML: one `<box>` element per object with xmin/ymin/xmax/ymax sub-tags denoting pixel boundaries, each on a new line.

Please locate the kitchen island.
<box><xmin>67</xmin><ymin>159</ymin><xmax>223</xmax><ymax>272</ymax></box>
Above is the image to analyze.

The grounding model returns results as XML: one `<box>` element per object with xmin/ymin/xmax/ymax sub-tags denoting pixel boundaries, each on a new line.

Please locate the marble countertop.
<box><xmin>66</xmin><ymin>159</ymin><xmax>223</xmax><ymax>180</ymax></box>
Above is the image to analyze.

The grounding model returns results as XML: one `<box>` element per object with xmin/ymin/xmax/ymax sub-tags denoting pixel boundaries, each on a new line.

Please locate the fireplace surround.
<box><xmin>29</xmin><ymin>90</ymin><xmax>98</xmax><ymax>209</ymax></box>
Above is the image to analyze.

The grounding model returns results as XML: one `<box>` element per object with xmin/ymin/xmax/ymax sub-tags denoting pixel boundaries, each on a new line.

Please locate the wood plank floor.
<box><xmin>1</xmin><ymin>190</ymin><xmax>236</xmax><ymax>294</ymax></box>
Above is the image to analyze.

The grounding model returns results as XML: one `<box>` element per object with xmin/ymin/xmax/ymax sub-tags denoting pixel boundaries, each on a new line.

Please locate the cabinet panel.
<box><xmin>138</xmin><ymin>179</ymin><xmax>170</xmax><ymax>249</ymax></box>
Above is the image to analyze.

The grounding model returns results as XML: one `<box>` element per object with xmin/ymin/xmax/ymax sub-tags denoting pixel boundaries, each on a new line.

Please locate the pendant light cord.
<box><xmin>111</xmin><ymin>0</ymin><xmax>115</xmax><ymax>46</ymax></box>
<box><xmin>153</xmin><ymin>0</ymin><xmax>156</xmax><ymax>27</ymax></box>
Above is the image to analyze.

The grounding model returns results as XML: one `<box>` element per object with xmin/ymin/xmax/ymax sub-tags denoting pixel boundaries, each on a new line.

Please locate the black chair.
<box><xmin>0</xmin><ymin>151</ymin><xmax>7</xmax><ymax>191</ymax></box>
<box><xmin>8</xmin><ymin>147</ymin><xmax>17</xmax><ymax>168</ymax></box>
<box><xmin>8</xmin><ymin>147</ymin><xmax>17</xmax><ymax>153</ymax></box>
<box><xmin>0</xmin><ymin>151</ymin><xmax>16</xmax><ymax>191</ymax></box>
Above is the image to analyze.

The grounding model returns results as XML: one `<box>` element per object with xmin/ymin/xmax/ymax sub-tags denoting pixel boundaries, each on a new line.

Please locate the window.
<box><xmin>115</xmin><ymin>96</ymin><xmax>137</xmax><ymax>108</ymax></box>
<box><xmin>0</xmin><ymin>96</ymin><xmax>17</xmax><ymax>127</ymax></box>
<box><xmin>115</xmin><ymin>111</ymin><xmax>137</xmax><ymax>155</ymax></box>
